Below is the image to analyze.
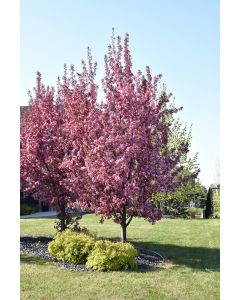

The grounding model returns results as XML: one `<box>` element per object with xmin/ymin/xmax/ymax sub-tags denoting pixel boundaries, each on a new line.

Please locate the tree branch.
<box><xmin>126</xmin><ymin>215</ymin><xmax>133</xmax><ymax>227</ymax></box>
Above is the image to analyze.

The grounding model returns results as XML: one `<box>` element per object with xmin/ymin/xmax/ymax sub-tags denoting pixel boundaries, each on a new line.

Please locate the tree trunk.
<box><xmin>121</xmin><ymin>206</ymin><xmax>127</xmax><ymax>243</ymax></box>
<box><xmin>60</xmin><ymin>215</ymin><xmax>66</xmax><ymax>231</ymax></box>
<box><xmin>120</xmin><ymin>206</ymin><xmax>134</xmax><ymax>242</ymax></box>
<box><xmin>121</xmin><ymin>223</ymin><xmax>127</xmax><ymax>243</ymax></box>
<box><xmin>59</xmin><ymin>205</ymin><xmax>68</xmax><ymax>231</ymax></box>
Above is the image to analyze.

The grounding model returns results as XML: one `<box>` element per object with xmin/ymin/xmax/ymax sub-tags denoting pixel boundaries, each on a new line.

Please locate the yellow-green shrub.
<box><xmin>86</xmin><ymin>240</ymin><xmax>138</xmax><ymax>271</ymax></box>
<box><xmin>48</xmin><ymin>229</ymin><xmax>95</xmax><ymax>264</ymax></box>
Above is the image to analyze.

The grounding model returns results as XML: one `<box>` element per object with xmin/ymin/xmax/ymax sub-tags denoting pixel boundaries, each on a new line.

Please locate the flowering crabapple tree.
<box><xmin>20</xmin><ymin>73</ymin><xmax>76</xmax><ymax>231</ymax></box>
<box><xmin>57</xmin><ymin>50</ymin><xmax>99</xmax><ymax>211</ymax></box>
<box><xmin>20</xmin><ymin>49</ymin><xmax>99</xmax><ymax>231</ymax></box>
<box><xmin>77</xmin><ymin>31</ymin><xmax>192</xmax><ymax>242</ymax></box>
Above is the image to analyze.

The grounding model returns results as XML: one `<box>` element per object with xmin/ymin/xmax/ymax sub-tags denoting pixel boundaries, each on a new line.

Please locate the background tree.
<box><xmin>20</xmin><ymin>73</ymin><xmax>75</xmax><ymax>231</ymax></box>
<box><xmin>76</xmin><ymin>31</ymin><xmax>194</xmax><ymax>242</ymax></box>
<box><xmin>205</xmin><ymin>184</ymin><xmax>220</xmax><ymax>218</ymax></box>
<box><xmin>205</xmin><ymin>187</ymin><xmax>213</xmax><ymax>218</ymax></box>
<box><xmin>152</xmin><ymin>116</ymin><xmax>201</xmax><ymax>216</ymax></box>
<box><xmin>153</xmin><ymin>179</ymin><xmax>207</xmax><ymax>217</ymax></box>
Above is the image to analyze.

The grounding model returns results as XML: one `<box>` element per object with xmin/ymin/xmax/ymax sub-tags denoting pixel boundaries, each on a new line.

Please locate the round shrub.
<box><xmin>48</xmin><ymin>229</ymin><xmax>95</xmax><ymax>264</ymax></box>
<box><xmin>86</xmin><ymin>240</ymin><xmax>138</xmax><ymax>271</ymax></box>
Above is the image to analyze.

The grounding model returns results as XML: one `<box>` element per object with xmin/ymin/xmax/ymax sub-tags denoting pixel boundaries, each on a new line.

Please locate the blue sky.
<box><xmin>20</xmin><ymin>0</ymin><xmax>219</xmax><ymax>187</ymax></box>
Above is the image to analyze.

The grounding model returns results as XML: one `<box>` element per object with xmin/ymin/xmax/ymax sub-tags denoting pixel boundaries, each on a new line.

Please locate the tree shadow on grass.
<box><xmin>129</xmin><ymin>240</ymin><xmax>220</xmax><ymax>272</ymax></box>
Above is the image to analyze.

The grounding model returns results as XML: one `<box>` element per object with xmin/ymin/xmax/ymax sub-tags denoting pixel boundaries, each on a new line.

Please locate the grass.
<box><xmin>20</xmin><ymin>214</ymin><xmax>220</xmax><ymax>300</ymax></box>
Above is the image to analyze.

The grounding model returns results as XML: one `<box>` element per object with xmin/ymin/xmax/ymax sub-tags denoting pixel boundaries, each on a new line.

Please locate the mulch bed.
<box><xmin>20</xmin><ymin>236</ymin><xmax>164</xmax><ymax>272</ymax></box>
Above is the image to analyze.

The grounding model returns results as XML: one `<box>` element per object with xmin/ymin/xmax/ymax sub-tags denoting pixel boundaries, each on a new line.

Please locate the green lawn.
<box><xmin>20</xmin><ymin>214</ymin><xmax>220</xmax><ymax>300</ymax></box>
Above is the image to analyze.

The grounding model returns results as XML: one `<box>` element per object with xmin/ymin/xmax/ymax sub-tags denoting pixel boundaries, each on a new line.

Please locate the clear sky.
<box><xmin>20</xmin><ymin>0</ymin><xmax>219</xmax><ymax>187</ymax></box>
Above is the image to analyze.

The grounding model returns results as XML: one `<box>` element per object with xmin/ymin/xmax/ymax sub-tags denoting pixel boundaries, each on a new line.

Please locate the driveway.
<box><xmin>20</xmin><ymin>211</ymin><xmax>58</xmax><ymax>219</ymax></box>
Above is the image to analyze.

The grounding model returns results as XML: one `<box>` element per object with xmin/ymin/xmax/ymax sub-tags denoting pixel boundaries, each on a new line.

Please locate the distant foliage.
<box><xmin>20</xmin><ymin>192</ymin><xmax>39</xmax><ymax>216</ymax></box>
<box><xmin>152</xmin><ymin>118</ymin><xmax>204</xmax><ymax>217</ymax></box>
<box><xmin>187</xmin><ymin>207</ymin><xmax>202</xmax><ymax>218</ymax></box>
<box><xmin>155</xmin><ymin>180</ymin><xmax>206</xmax><ymax>217</ymax></box>
<box><xmin>212</xmin><ymin>187</ymin><xmax>220</xmax><ymax>218</ymax></box>
<box><xmin>20</xmin><ymin>203</ymin><xmax>38</xmax><ymax>216</ymax></box>
<box><xmin>86</xmin><ymin>240</ymin><xmax>138</xmax><ymax>271</ymax></box>
<box><xmin>213</xmin><ymin>194</ymin><xmax>220</xmax><ymax>218</ymax></box>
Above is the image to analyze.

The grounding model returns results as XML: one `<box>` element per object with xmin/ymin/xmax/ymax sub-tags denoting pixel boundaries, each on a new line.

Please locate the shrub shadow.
<box><xmin>20</xmin><ymin>254</ymin><xmax>50</xmax><ymax>266</ymax></box>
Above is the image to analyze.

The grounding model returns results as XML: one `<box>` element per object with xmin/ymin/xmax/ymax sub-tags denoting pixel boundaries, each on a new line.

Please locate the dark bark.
<box><xmin>121</xmin><ymin>223</ymin><xmax>127</xmax><ymax>243</ymax></box>
<box><xmin>58</xmin><ymin>204</ymin><xmax>69</xmax><ymax>231</ymax></box>
<box><xmin>120</xmin><ymin>206</ymin><xmax>133</xmax><ymax>242</ymax></box>
<box><xmin>126</xmin><ymin>215</ymin><xmax>133</xmax><ymax>226</ymax></box>
<box><xmin>119</xmin><ymin>167</ymin><xmax>133</xmax><ymax>242</ymax></box>
<box><xmin>121</xmin><ymin>206</ymin><xmax>127</xmax><ymax>242</ymax></box>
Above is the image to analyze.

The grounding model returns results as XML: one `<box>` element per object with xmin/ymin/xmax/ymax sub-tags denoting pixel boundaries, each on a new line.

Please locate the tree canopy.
<box><xmin>21</xmin><ymin>30</ymin><xmax>198</xmax><ymax>241</ymax></box>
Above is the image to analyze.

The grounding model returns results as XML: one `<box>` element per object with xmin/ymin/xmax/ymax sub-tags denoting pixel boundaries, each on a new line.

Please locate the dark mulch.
<box><xmin>20</xmin><ymin>236</ymin><xmax>164</xmax><ymax>272</ymax></box>
<box><xmin>135</xmin><ymin>246</ymin><xmax>164</xmax><ymax>270</ymax></box>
